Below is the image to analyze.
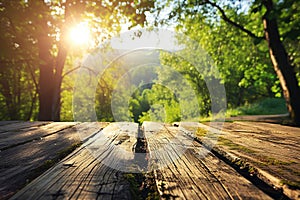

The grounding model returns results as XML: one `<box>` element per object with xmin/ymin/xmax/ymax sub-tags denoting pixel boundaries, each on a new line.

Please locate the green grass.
<box><xmin>228</xmin><ymin>98</ymin><xmax>288</xmax><ymax>116</ymax></box>
<box><xmin>123</xmin><ymin>173</ymin><xmax>142</xmax><ymax>200</ymax></box>
<box><xmin>123</xmin><ymin>172</ymin><xmax>160</xmax><ymax>200</ymax></box>
<box><xmin>198</xmin><ymin>98</ymin><xmax>288</xmax><ymax>122</ymax></box>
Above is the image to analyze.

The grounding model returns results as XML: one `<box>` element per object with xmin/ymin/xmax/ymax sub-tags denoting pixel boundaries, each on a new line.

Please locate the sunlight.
<box><xmin>69</xmin><ymin>22</ymin><xmax>91</xmax><ymax>46</ymax></box>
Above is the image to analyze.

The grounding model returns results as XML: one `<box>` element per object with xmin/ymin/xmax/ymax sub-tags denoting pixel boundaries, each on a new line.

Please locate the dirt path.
<box><xmin>226</xmin><ymin>113</ymin><xmax>290</xmax><ymax>124</ymax></box>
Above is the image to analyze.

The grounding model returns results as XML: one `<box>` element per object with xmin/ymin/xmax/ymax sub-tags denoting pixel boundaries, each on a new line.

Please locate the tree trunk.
<box><xmin>51</xmin><ymin>3</ymin><xmax>70</xmax><ymax>121</ymax></box>
<box><xmin>263</xmin><ymin>0</ymin><xmax>300</xmax><ymax>125</ymax></box>
<box><xmin>38</xmin><ymin>2</ymin><xmax>69</xmax><ymax>121</ymax></box>
<box><xmin>37</xmin><ymin>33</ymin><xmax>54</xmax><ymax>121</ymax></box>
<box><xmin>52</xmin><ymin>44</ymin><xmax>67</xmax><ymax>121</ymax></box>
<box><xmin>37</xmin><ymin>35</ymin><xmax>67</xmax><ymax>122</ymax></box>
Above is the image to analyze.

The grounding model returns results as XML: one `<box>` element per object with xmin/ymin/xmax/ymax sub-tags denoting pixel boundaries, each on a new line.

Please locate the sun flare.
<box><xmin>69</xmin><ymin>22</ymin><xmax>91</xmax><ymax>45</ymax></box>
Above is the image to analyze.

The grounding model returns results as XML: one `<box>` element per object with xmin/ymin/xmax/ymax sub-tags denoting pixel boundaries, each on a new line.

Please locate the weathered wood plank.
<box><xmin>10</xmin><ymin>122</ymin><xmax>139</xmax><ymax>200</ymax></box>
<box><xmin>196</xmin><ymin>121</ymin><xmax>300</xmax><ymax>199</ymax></box>
<box><xmin>0</xmin><ymin>122</ymin><xmax>105</xmax><ymax>200</ymax></box>
<box><xmin>0</xmin><ymin>121</ymin><xmax>20</xmax><ymax>127</ymax></box>
<box><xmin>0</xmin><ymin>122</ymin><xmax>79</xmax><ymax>150</ymax></box>
<box><xmin>143</xmin><ymin>121</ymin><xmax>272</xmax><ymax>200</ymax></box>
<box><xmin>0</xmin><ymin>121</ymin><xmax>50</xmax><ymax>133</ymax></box>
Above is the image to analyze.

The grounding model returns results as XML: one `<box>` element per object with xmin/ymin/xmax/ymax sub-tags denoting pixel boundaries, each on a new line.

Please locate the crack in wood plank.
<box><xmin>143</xmin><ymin>121</ymin><xmax>273</xmax><ymax>200</ymax></box>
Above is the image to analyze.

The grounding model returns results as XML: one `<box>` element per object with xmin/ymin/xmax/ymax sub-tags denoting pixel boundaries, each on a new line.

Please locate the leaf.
<box><xmin>251</xmin><ymin>4</ymin><xmax>262</xmax><ymax>14</ymax></box>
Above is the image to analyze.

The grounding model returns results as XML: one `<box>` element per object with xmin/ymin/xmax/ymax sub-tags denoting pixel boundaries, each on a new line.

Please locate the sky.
<box><xmin>110</xmin><ymin>28</ymin><xmax>183</xmax><ymax>51</ymax></box>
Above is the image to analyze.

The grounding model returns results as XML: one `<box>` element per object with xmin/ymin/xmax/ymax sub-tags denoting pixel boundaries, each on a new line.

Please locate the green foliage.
<box><xmin>0</xmin><ymin>63</ymin><xmax>38</xmax><ymax>120</ymax></box>
<box><xmin>0</xmin><ymin>1</ymin><xmax>40</xmax><ymax>120</ymax></box>
<box><xmin>0</xmin><ymin>0</ymin><xmax>155</xmax><ymax>121</ymax></box>
<box><xmin>136</xmin><ymin>84</ymin><xmax>182</xmax><ymax>123</ymax></box>
<box><xmin>2</xmin><ymin>0</ymin><xmax>298</xmax><ymax>122</ymax></box>
<box><xmin>248</xmin><ymin>0</ymin><xmax>300</xmax><ymax>80</ymax></box>
<box><xmin>235</xmin><ymin>98</ymin><xmax>287</xmax><ymax>115</ymax></box>
<box><xmin>148</xmin><ymin>0</ymin><xmax>300</xmax><ymax>123</ymax></box>
<box><xmin>129</xmin><ymin>87</ymin><xmax>151</xmax><ymax>123</ymax></box>
<box><xmin>180</xmin><ymin>11</ymin><xmax>277</xmax><ymax>109</ymax></box>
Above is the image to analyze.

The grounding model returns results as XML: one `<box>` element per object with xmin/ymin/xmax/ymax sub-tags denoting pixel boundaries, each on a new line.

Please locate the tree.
<box><xmin>0</xmin><ymin>1</ymin><xmax>39</xmax><ymax>120</ymax></box>
<box><xmin>1</xmin><ymin>0</ymin><xmax>155</xmax><ymax>121</ymax></box>
<box><xmin>37</xmin><ymin>0</ymin><xmax>154</xmax><ymax>121</ymax></box>
<box><xmin>260</xmin><ymin>0</ymin><xmax>300</xmax><ymax>125</ymax></box>
<box><xmin>151</xmin><ymin>0</ymin><xmax>300</xmax><ymax>125</ymax></box>
<box><xmin>179</xmin><ymin>9</ymin><xmax>276</xmax><ymax>107</ymax></box>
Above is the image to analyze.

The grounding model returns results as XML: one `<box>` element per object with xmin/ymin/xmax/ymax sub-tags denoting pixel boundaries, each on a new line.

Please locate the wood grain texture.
<box><xmin>9</xmin><ymin>122</ymin><xmax>139</xmax><ymax>200</ymax></box>
<box><xmin>198</xmin><ymin>121</ymin><xmax>300</xmax><ymax>199</ymax></box>
<box><xmin>0</xmin><ymin>121</ymin><xmax>20</xmax><ymax>127</ymax></box>
<box><xmin>0</xmin><ymin>122</ymin><xmax>78</xmax><ymax>150</ymax></box>
<box><xmin>143</xmin><ymin>121</ymin><xmax>272</xmax><ymax>200</ymax></box>
<box><xmin>0</xmin><ymin>122</ymin><xmax>105</xmax><ymax>200</ymax></box>
<box><xmin>4</xmin><ymin>121</ymin><xmax>296</xmax><ymax>200</ymax></box>
<box><xmin>0</xmin><ymin>121</ymin><xmax>50</xmax><ymax>133</ymax></box>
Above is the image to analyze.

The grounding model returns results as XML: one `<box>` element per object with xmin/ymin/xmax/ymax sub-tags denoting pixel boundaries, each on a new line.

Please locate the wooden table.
<box><xmin>0</xmin><ymin>121</ymin><xmax>298</xmax><ymax>199</ymax></box>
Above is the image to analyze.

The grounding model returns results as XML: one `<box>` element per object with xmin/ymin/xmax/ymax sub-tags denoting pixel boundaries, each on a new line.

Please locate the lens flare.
<box><xmin>69</xmin><ymin>22</ymin><xmax>90</xmax><ymax>45</ymax></box>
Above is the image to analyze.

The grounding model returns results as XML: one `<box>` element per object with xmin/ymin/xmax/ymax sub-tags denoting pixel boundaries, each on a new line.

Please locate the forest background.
<box><xmin>0</xmin><ymin>0</ymin><xmax>299</xmax><ymax>125</ymax></box>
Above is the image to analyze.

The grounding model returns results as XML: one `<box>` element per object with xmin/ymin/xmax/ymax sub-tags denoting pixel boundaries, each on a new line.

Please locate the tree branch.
<box><xmin>25</xmin><ymin>60</ymin><xmax>39</xmax><ymax>92</ymax></box>
<box><xmin>62</xmin><ymin>65</ymin><xmax>99</xmax><ymax>79</ymax></box>
<box><xmin>62</xmin><ymin>66</ymin><xmax>81</xmax><ymax>78</ymax></box>
<box><xmin>203</xmin><ymin>0</ymin><xmax>265</xmax><ymax>40</ymax></box>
